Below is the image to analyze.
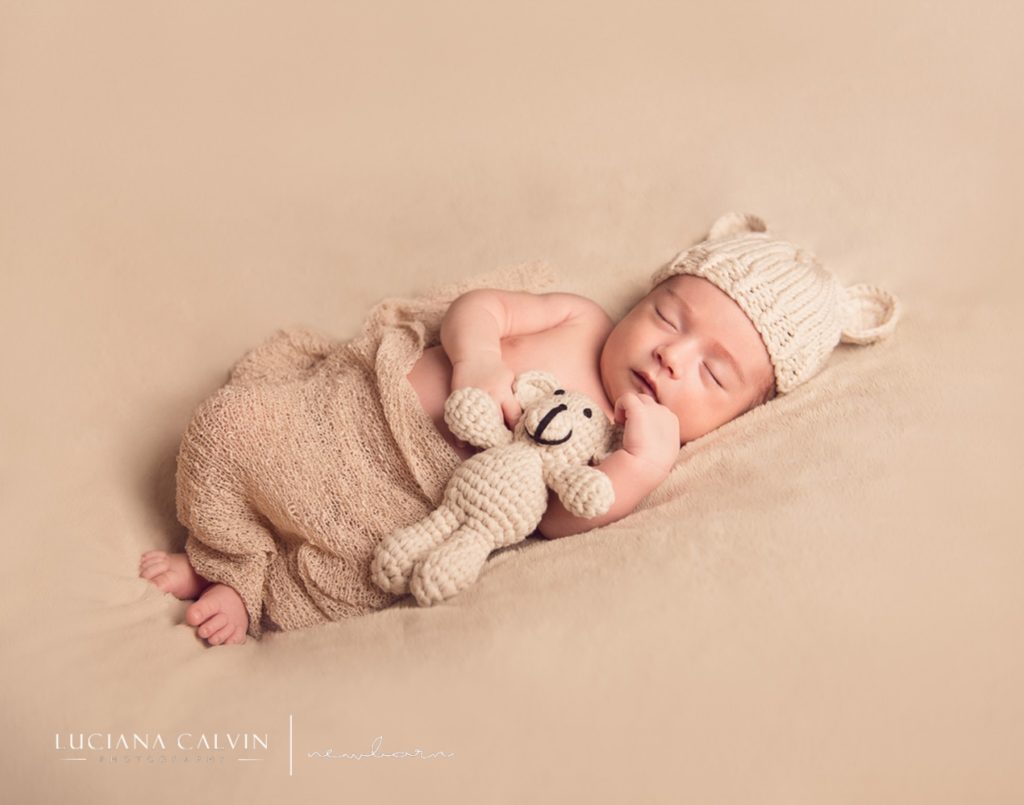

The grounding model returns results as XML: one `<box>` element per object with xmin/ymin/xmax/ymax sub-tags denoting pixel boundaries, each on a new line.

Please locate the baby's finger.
<box><xmin>613</xmin><ymin>392</ymin><xmax>639</xmax><ymax>425</ymax></box>
<box><xmin>501</xmin><ymin>399</ymin><xmax>523</xmax><ymax>428</ymax></box>
<box><xmin>615</xmin><ymin>391</ymin><xmax>642</xmax><ymax>410</ymax></box>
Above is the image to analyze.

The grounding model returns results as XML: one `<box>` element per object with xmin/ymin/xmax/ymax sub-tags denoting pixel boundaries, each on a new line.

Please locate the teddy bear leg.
<box><xmin>409</xmin><ymin>526</ymin><xmax>495</xmax><ymax>607</ymax></box>
<box><xmin>370</xmin><ymin>505</ymin><xmax>461</xmax><ymax>595</ymax></box>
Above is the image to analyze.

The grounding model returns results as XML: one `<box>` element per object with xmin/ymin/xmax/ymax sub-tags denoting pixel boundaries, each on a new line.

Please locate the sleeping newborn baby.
<box><xmin>139</xmin><ymin>211</ymin><xmax>901</xmax><ymax>645</ymax></box>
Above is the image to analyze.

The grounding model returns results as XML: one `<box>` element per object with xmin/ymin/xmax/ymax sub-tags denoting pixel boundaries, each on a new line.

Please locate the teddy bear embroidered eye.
<box><xmin>370</xmin><ymin>370</ymin><xmax>621</xmax><ymax>607</ymax></box>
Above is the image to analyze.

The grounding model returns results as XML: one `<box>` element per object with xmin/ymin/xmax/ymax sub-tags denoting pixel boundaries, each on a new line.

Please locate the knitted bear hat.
<box><xmin>649</xmin><ymin>212</ymin><xmax>903</xmax><ymax>395</ymax></box>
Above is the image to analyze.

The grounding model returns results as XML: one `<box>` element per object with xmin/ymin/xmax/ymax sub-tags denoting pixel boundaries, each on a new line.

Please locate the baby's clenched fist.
<box><xmin>613</xmin><ymin>392</ymin><xmax>680</xmax><ymax>476</ymax></box>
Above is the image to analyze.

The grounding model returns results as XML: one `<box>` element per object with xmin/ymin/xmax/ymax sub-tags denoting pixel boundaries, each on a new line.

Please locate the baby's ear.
<box><xmin>512</xmin><ymin>370</ymin><xmax>560</xmax><ymax>407</ymax></box>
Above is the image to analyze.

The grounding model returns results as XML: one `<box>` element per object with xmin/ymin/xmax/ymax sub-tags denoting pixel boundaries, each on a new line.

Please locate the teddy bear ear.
<box><xmin>512</xmin><ymin>370</ymin><xmax>560</xmax><ymax>406</ymax></box>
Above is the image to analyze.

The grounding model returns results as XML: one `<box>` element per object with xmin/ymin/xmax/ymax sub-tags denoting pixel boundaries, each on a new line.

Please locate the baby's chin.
<box><xmin>603</xmin><ymin>368</ymin><xmax>641</xmax><ymax>406</ymax></box>
<box><xmin>596</xmin><ymin>369</ymin><xmax>620</xmax><ymax>411</ymax></box>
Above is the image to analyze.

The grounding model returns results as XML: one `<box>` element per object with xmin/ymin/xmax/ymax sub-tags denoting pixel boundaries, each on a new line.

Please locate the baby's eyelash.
<box><xmin>704</xmin><ymin>362</ymin><xmax>722</xmax><ymax>388</ymax></box>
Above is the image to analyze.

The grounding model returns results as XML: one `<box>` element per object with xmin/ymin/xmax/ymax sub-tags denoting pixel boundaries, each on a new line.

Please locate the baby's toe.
<box><xmin>139</xmin><ymin>559</ymin><xmax>169</xmax><ymax>580</ymax></box>
<box><xmin>224</xmin><ymin>628</ymin><xmax>247</xmax><ymax>645</ymax></box>
<box><xmin>197</xmin><ymin>613</ymin><xmax>228</xmax><ymax>638</ymax></box>
<box><xmin>185</xmin><ymin>598</ymin><xmax>216</xmax><ymax>627</ymax></box>
<box><xmin>139</xmin><ymin>555</ymin><xmax>167</xmax><ymax>572</ymax></box>
<box><xmin>207</xmin><ymin>622</ymin><xmax>235</xmax><ymax>645</ymax></box>
<box><xmin>149</xmin><ymin>572</ymin><xmax>179</xmax><ymax>594</ymax></box>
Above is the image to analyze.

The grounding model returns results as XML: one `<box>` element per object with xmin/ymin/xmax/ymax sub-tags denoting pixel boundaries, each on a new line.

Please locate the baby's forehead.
<box><xmin>634</xmin><ymin>275</ymin><xmax>700</xmax><ymax>308</ymax></box>
<box><xmin>656</xmin><ymin>273</ymin><xmax>713</xmax><ymax>296</ymax></box>
<box><xmin>649</xmin><ymin>274</ymin><xmax>748</xmax><ymax>315</ymax></box>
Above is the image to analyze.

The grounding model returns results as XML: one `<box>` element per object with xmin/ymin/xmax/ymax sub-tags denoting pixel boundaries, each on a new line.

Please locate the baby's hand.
<box><xmin>450</xmin><ymin>354</ymin><xmax>523</xmax><ymax>430</ymax></box>
<box><xmin>613</xmin><ymin>392</ymin><xmax>680</xmax><ymax>476</ymax></box>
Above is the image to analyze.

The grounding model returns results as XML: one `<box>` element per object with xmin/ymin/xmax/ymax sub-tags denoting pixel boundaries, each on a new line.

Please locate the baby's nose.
<box><xmin>656</xmin><ymin>339</ymin><xmax>697</xmax><ymax>372</ymax></box>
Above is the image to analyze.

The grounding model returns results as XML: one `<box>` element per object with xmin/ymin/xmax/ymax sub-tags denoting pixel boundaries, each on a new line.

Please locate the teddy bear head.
<box><xmin>510</xmin><ymin>371</ymin><xmax>621</xmax><ymax>466</ymax></box>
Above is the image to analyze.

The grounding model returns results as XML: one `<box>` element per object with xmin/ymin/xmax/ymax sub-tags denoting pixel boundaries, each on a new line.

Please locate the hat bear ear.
<box><xmin>707</xmin><ymin>211</ymin><xmax>769</xmax><ymax>240</ymax></box>
<box><xmin>840</xmin><ymin>283</ymin><xmax>903</xmax><ymax>344</ymax></box>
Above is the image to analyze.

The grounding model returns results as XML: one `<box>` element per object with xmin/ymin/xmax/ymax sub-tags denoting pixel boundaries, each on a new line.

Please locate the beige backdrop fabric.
<box><xmin>1</xmin><ymin>1</ymin><xmax>1021</xmax><ymax>803</ymax></box>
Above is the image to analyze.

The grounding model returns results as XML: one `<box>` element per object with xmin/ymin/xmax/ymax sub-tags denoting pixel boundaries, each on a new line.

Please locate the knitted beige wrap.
<box><xmin>175</xmin><ymin>261</ymin><xmax>557</xmax><ymax>639</ymax></box>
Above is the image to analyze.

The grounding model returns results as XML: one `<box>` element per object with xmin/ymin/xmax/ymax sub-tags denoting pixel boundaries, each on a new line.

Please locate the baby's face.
<box><xmin>599</xmin><ymin>275</ymin><xmax>775</xmax><ymax>445</ymax></box>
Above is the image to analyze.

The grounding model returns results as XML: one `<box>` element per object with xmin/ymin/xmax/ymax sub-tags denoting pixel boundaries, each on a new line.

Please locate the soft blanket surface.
<box><xmin>2</xmin><ymin>2</ymin><xmax>1020</xmax><ymax>803</ymax></box>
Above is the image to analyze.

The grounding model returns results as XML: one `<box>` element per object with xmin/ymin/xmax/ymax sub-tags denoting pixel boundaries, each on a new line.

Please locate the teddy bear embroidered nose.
<box><xmin>528</xmin><ymin>403</ymin><xmax>571</xmax><ymax>445</ymax></box>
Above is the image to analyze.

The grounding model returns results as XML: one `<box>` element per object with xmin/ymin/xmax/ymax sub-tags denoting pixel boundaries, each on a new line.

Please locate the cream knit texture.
<box><xmin>176</xmin><ymin>261</ymin><xmax>556</xmax><ymax>639</ymax></box>
<box><xmin>650</xmin><ymin>212</ymin><xmax>903</xmax><ymax>394</ymax></box>
<box><xmin>370</xmin><ymin>372</ymin><xmax>619</xmax><ymax>606</ymax></box>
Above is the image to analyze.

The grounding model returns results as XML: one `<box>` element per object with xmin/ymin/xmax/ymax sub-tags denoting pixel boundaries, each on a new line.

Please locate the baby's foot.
<box><xmin>139</xmin><ymin>550</ymin><xmax>211</xmax><ymax>600</ymax></box>
<box><xmin>185</xmin><ymin>583</ymin><xmax>249</xmax><ymax>646</ymax></box>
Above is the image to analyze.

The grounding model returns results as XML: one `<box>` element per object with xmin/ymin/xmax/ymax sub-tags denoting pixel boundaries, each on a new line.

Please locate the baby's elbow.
<box><xmin>536</xmin><ymin>508</ymin><xmax>609</xmax><ymax>541</ymax></box>
<box><xmin>535</xmin><ymin>513</ymin><xmax>567</xmax><ymax>540</ymax></box>
<box><xmin>536</xmin><ymin>505</ymin><xmax>581</xmax><ymax>540</ymax></box>
<box><xmin>537</xmin><ymin>526</ymin><xmax>572</xmax><ymax>541</ymax></box>
<box><xmin>537</xmin><ymin>486</ymin><xmax>637</xmax><ymax>540</ymax></box>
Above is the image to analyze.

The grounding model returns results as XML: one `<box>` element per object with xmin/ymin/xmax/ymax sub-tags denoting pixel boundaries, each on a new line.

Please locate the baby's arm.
<box><xmin>440</xmin><ymin>289</ymin><xmax>605</xmax><ymax>361</ymax></box>
<box><xmin>537</xmin><ymin>450</ymin><xmax>670</xmax><ymax>539</ymax></box>
<box><xmin>440</xmin><ymin>289</ymin><xmax>607</xmax><ymax>427</ymax></box>
<box><xmin>539</xmin><ymin>392</ymin><xmax>679</xmax><ymax>539</ymax></box>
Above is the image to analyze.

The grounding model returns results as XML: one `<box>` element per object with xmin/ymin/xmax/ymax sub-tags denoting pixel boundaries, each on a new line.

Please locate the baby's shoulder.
<box><xmin>561</xmin><ymin>296</ymin><xmax>614</xmax><ymax>342</ymax></box>
<box><xmin>561</xmin><ymin>293</ymin><xmax>613</xmax><ymax>329</ymax></box>
<box><xmin>513</xmin><ymin>304</ymin><xmax>611</xmax><ymax>354</ymax></box>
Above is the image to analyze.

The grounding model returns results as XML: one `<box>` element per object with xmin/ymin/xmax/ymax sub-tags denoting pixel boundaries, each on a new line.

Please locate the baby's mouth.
<box><xmin>633</xmin><ymin>370</ymin><xmax>657</xmax><ymax>400</ymax></box>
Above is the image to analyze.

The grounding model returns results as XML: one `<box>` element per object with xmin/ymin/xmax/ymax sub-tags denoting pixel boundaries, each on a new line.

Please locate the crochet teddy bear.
<box><xmin>370</xmin><ymin>370</ymin><xmax>621</xmax><ymax>607</ymax></box>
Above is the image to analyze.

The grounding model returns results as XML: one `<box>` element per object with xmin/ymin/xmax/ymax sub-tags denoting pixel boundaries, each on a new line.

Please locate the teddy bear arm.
<box><xmin>451</xmin><ymin>422</ymin><xmax>512</xmax><ymax>451</ymax></box>
<box><xmin>445</xmin><ymin>387</ymin><xmax>513</xmax><ymax>449</ymax></box>
<box><xmin>545</xmin><ymin>464</ymin><xmax>615</xmax><ymax>519</ymax></box>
